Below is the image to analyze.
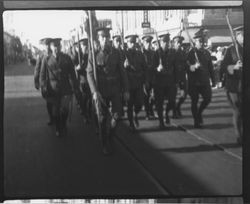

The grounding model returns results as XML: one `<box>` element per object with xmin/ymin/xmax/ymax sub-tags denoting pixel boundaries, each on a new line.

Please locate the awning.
<box><xmin>207</xmin><ymin>28</ymin><xmax>233</xmax><ymax>46</ymax></box>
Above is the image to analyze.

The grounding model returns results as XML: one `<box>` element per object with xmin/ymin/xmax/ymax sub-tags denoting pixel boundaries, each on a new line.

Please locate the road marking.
<box><xmin>171</xmin><ymin>122</ymin><xmax>242</xmax><ymax>161</ymax></box>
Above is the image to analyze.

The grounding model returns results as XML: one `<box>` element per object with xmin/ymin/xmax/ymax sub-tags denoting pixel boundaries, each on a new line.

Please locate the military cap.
<box><xmin>50</xmin><ymin>38</ymin><xmax>62</xmax><ymax>46</ymax></box>
<box><xmin>193</xmin><ymin>27</ymin><xmax>208</xmax><ymax>39</ymax></box>
<box><xmin>172</xmin><ymin>35</ymin><xmax>185</xmax><ymax>42</ymax></box>
<box><xmin>96</xmin><ymin>27</ymin><xmax>111</xmax><ymax>37</ymax></box>
<box><xmin>79</xmin><ymin>38</ymin><xmax>88</xmax><ymax>45</ymax></box>
<box><xmin>142</xmin><ymin>35</ymin><xmax>153</xmax><ymax>43</ymax></box>
<box><xmin>158</xmin><ymin>33</ymin><xmax>170</xmax><ymax>42</ymax></box>
<box><xmin>112</xmin><ymin>35</ymin><xmax>122</xmax><ymax>42</ymax></box>
<box><xmin>39</xmin><ymin>38</ymin><xmax>51</xmax><ymax>45</ymax></box>
<box><xmin>125</xmin><ymin>34</ymin><xmax>138</xmax><ymax>43</ymax></box>
<box><xmin>233</xmin><ymin>25</ymin><xmax>243</xmax><ymax>32</ymax></box>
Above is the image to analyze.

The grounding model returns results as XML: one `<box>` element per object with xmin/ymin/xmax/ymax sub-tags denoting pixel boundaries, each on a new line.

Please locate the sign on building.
<box><xmin>142</xmin><ymin>10</ymin><xmax>151</xmax><ymax>28</ymax></box>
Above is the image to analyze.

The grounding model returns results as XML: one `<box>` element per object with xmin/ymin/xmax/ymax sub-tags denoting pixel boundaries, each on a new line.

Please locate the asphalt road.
<box><xmin>4</xmin><ymin>62</ymin><xmax>242</xmax><ymax>199</ymax></box>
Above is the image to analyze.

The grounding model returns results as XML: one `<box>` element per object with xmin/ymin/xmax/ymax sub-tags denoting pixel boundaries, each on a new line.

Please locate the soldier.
<box><xmin>40</xmin><ymin>38</ymin><xmax>79</xmax><ymax>137</ymax></box>
<box><xmin>173</xmin><ymin>35</ymin><xmax>189</xmax><ymax>118</ymax></box>
<box><xmin>141</xmin><ymin>34</ymin><xmax>156</xmax><ymax>120</ymax></box>
<box><xmin>112</xmin><ymin>35</ymin><xmax>127</xmax><ymax>117</ymax></box>
<box><xmin>34</xmin><ymin>37</ymin><xmax>54</xmax><ymax>125</ymax></box>
<box><xmin>220</xmin><ymin>25</ymin><xmax>243</xmax><ymax>144</ymax></box>
<box><xmin>124</xmin><ymin>34</ymin><xmax>146</xmax><ymax>131</ymax></box>
<box><xmin>153</xmin><ymin>33</ymin><xmax>177</xmax><ymax>128</ymax></box>
<box><xmin>186</xmin><ymin>28</ymin><xmax>216</xmax><ymax>128</ymax></box>
<box><xmin>75</xmin><ymin>37</ymin><xmax>92</xmax><ymax>122</ymax></box>
<box><xmin>87</xmin><ymin>27</ymin><xmax>129</xmax><ymax>155</ymax></box>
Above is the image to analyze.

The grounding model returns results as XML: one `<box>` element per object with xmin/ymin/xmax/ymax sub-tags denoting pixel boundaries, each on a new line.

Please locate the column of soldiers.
<box><xmin>34</xmin><ymin>25</ymin><xmax>243</xmax><ymax>156</ymax></box>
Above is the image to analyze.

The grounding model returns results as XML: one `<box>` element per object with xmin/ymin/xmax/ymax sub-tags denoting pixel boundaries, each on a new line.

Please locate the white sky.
<box><xmin>3</xmin><ymin>10</ymin><xmax>116</xmax><ymax>47</ymax></box>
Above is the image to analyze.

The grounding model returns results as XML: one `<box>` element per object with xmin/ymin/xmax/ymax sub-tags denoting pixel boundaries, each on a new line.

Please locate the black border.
<box><xmin>1</xmin><ymin>0</ymin><xmax>249</xmax><ymax>203</ymax></box>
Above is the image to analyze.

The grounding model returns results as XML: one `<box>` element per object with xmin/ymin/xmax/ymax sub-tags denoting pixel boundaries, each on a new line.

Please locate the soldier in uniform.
<box><xmin>124</xmin><ymin>34</ymin><xmax>147</xmax><ymax>131</ymax></box>
<box><xmin>173</xmin><ymin>35</ymin><xmax>189</xmax><ymax>118</ymax></box>
<box><xmin>75</xmin><ymin>37</ymin><xmax>92</xmax><ymax>123</ymax></box>
<box><xmin>34</xmin><ymin>37</ymin><xmax>54</xmax><ymax>125</ymax></box>
<box><xmin>87</xmin><ymin>28</ymin><xmax>129</xmax><ymax>155</ymax></box>
<box><xmin>153</xmin><ymin>33</ymin><xmax>177</xmax><ymax>128</ymax></box>
<box><xmin>220</xmin><ymin>25</ymin><xmax>243</xmax><ymax>144</ymax></box>
<box><xmin>40</xmin><ymin>38</ymin><xmax>79</xmax><ymax>137</ymax></box>
<box><xmin>186</xmin><ymin>28</ymin><xmax>216</xmax><ymax>128</ymax></box>
<box><xmin>141</xmin><ymin>35</ymin><xmax>156</xmax><ymax>120</ymax></box>
<box><xmin>112</xmin><ymin>35</ymin><xmax>127</xmax><ymax>117</ymax></box>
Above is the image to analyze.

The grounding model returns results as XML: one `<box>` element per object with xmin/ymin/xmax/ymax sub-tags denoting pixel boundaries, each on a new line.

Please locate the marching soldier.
<box><xmin>87</xmin><ymin>27</ymin><xmax>129</xmax><ymax>155</ymax></box>
<box><xmin>112</xmin><ymin>35</ymin><xmax>127</xmax><ymax>117</ymax></box>
<box><xmin>34</xmin><ymin>37</ymin><xmax>54</xmax><ymax>125</ymax></box>
<box><xmin>153</xmin><ymin>33</ymin><xmax>177</xmax><ymax>128</ymax></box>
<box><xmin>141</xmin><ymin>35</ymin><xmax>156</xmax><ymax>120</ymax></box>
<box><xmin>75</xmin><ymin>37</ymin><xmax>92</xmax><ymax>122</ymax></box>
<box><xmin>186</xmin><ymin>28</ymin><xmax>216</xmax><ymax>128</ymax></box>
<box><xmin>40</xmin><ymin>38</ymin><xmax>79</xmax><ymax>137</ymax></box>
<box><xmin>220</xmin><ymin>25</ymin><xmax>243</xmax><ymax>144</ymax></box>
<box><xmin>173</xmin><ymin>35</ymin><xmax>189</xmax><ymax>118</ymax></box>
<box><xmin>124</xmin><ymin>34</ymin><xmax>147</xmax><ymax>131</ymax></box>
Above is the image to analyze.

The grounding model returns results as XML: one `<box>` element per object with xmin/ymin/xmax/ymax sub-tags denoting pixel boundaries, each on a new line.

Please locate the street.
<box><xmin>4</xmin><ymin>61</ymin><xmax>242</xmax><ymax>198</ymax></box>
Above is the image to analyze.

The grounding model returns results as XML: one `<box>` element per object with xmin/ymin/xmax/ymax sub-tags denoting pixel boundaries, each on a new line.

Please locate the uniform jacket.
<box><xmin>142</xmin><ymin>48</ymin><xmax>156</xmax><ymax>84</ymax></box>
<box><xmin>40</xmin><ymin>52</ymin><xmax>78</xmax><ymax>96</ymax></box>
<box><xmin>87</xmin><ymin>46</ymin><xmax>129</xmax><ymax>97</ymax></box>
<box><xmin>124</xmin><ymin>48</ymin><xmax>146</xmax><ymax>90</ymax></box>
<box><xmin>153</xmin><ymin>47</ymin><xmax>177</xmax><ymax>88</ymax></box>
<box><xmin>187</xmin><ymin>47</ymin><xmax>215</xmax><ymax>86</ymax></box>
<box><xmin>220</xmin><ymin>43</ymin><xmax>243</xmax><ymax>93</ymax></box>
<box><xmin>174</xmin><ymin>48</ymin><xmax>188</xmax><ymax>83</ymax></box>
<box><xmin>34</xmin><ymin>53</ymin><xmax>44</xmax><ymax>88</ymax></box>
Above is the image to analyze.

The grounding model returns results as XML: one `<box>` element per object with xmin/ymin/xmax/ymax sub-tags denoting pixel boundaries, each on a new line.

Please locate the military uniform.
<box><xmin>220</xmin><ymin>25</ymin><xmax>243</xmax><ymax>144</ymax></box>
<box><xmin>141</xmin><ymin>35</ymin><xmax>156</xmax><ymax>119</ymax></box>
<box><xmin>40</xmin><ymin>38</ymin><xmax>79</xmax><ymax>137</ymax></box>
<box><xmin>112</xmin><ymin>35</ymin><xmax>127</xmax><ymax>117</ymax></box>
<box><xmin>186</xmin><ymin>28</ymin><xmax>215</xmax><ymax>128</ymax></box>
<box><xmin>153</xmin><ymin>33</ymin><xmax>177</xmax><ymax>128</ymax></box>
<box><xmin>34</xmin><ymin>38</ymin><xmax>54</xmax><ymax>125</ymax></box>
<box><xmin>173</xmin><ymin>35</ymin><xmax>188</xmax><ymax>117</ymax></box>
<box><xmin>87</xmin><ymin>28</ymin><xmax>129</xmax><ymax>154</ymax></box>
<box><xmin>124</xmin><ymin>34</ymin><xmax>146</xmax><ymax>130</ymax></box>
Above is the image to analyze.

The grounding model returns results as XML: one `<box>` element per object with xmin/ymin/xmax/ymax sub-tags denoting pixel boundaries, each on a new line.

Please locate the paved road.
<box><xmin>4</xmin><ymin>62</ymin><xmax>242</xmax><ymax>199</ymax></box>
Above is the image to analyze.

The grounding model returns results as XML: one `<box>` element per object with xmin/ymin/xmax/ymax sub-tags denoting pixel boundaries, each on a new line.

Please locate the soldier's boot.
<box><xmin>165</xmin><ymin>114</ymin><xmax>170</xmax><ymax>125</ymax></box>
<box><xmin>176</xmin><ymin>96</ymin><xmax>186</xmax><ymax>117</ymax></box>
<box><xmin>194</xmin><ymin>115</ymin><xmax>202</xmax><ymax>129</ymax></box>
<box><xmin>61</xmin><ymin>112</ymin><xmax>68</xmax><ymax>136</ymax></box>
<box><xmin>127</xmin><ymin>109</ymin><xmax>136</xmax><ymax>132</ymax></box>
<box><xmin>47</xmin><ymin>102</ymin><xmax>54</xmax><ymax>126</ymax></box>
<box><xmin>55</xmin><ymin>116</ymin><xmax>61</xmax><ymax>137</ymax></box>
<box><xmin>134</xmin><ymin>114</ymin><xmax>139</xmax><ymax>127</ymax></box>
<box><xmin>197</xmin><ymin>112</ymin><xmax>203</xmax><ymax>125</ymax></box>
<box><xmin>172</xmin><ymin>108</ymin><xmax>179</xmax><ymax>119</ymax></box>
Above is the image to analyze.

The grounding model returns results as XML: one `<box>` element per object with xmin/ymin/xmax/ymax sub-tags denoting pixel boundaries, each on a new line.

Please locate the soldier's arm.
<box><xmin>153</xmin><ymin>50</ymin><xmax>159</xmax><ymax>73</ymax></box>
<box><xmin>118</xmin><ymin>53</ymin><xmax>129</xmax><ymax>93</ymax></box>
<box><xmin>220</xmin><ymin>47</ymin><xmax>233</xmax><ymax>77</ymax></box>
<box><xmin>141</xmin><ymin>52</ymin><xmax>147</xmax><ymax>84</ymax></box>
<box><xmin>34</xmin><ymin>55</ymin><xmax>42</xmax><ymax>89</ymax></box>
<box><xmin>86</xmin><ymin>52</ymin><xmax>98</xmax><ymax>94</ymax></box>
<box><xmin>39</xmin><ymin>57</ymin><xmax>47</xmax><ymax>88</ymax></box>
<box><xmin>207</xmin><ymin>51</ymin><xmax>216</xmax><ymax>85</ymax></box>
<box><xmin>67</xmin><ymin>55</ymin><xmax>79</xmax><ymax>91</ymax></box>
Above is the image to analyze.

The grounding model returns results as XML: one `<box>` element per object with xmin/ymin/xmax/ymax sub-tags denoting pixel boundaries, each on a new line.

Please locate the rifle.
<box><xmin>76</xmin><ymin>30</ymin><xmax>82</xmax><ymax>68</ymax></box>
<box><xmin>182</xmin><ymin>18</ymin><xmax>200</xmax><ymax>65</ymax></box>
<box><xmin>86</xmin><ymin>10</ymin><xmax>104</xmax><ymax>125</ymax></box>
<box><xmin>226</xmin><ymin>9</ymin><xmax>242</xmax><ymax>62</ymax></box>
<box><xmin>116</xmin><ymin>24</ymin><xmax>136</xmax><ymax>71</ymax></box>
